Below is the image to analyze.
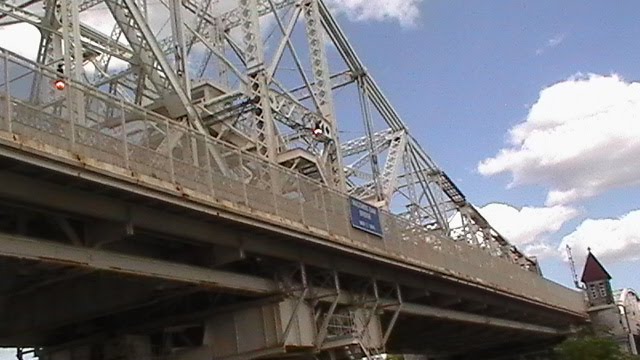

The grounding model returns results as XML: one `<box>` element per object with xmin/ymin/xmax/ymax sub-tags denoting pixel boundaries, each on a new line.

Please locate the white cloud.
<box><xmin>0</xmin><ymin>0</ymin><xmax>421</xmax><ymax>73</ymax></box>
<box><xmin>478</xmin><ymin>74</ymin><xmax>640</xmax><ymax>206</ymax></box>
<box><xmin>523</xmin><ymin>242</ymin><xmax>560</xmax><ymax>260</ymax></box>
<box><xmin>559</xmin><ymin>209</ymin><xmax>640</xmax><ymax>264</ymax></box>
<box><xmin>0</xmin><ymin>23</ymin><xmax>40</xmax><ymax>60</ymax></box>
<box><xmin>478</xmin><ymin>203</ymin><xmax>579</xmax><ymax>248</ymax></box>
<box><xmin>535</xmin><ymin>33</ymin><xmax>565</xmax><ymax>55</ymax></box>
<box><xmin>325</xmin><ymin>0</ymin><xmax>422</xmax><ymax>28</ymax></box>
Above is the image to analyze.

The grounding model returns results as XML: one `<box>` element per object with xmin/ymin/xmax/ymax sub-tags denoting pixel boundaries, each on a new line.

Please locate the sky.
<box><xmin>325</xmin><ymin>0</ymin><xmax>640</xmax><ymax>291</ymax></box>
<box><xmin>0</xmin><ymin>0</ymin><xmax>639</xmax><ymax>358</ymax></box>
<box><xmin>0</xmin><ymin>3</ymin><xmax>638</xmax><ymax>350</ymax></box>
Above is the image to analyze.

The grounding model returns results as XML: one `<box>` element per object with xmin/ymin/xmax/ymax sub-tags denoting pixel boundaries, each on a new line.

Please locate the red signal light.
<box><xmin>54</xmin><ymin>79</ymin><xmax>66</xmax><ymax>91</ymax></box>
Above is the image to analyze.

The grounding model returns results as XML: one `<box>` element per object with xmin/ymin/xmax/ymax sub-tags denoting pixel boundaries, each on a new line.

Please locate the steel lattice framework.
<box><xmin>0</xmin><ymin>0</ymin><xmax>539</xmax><ymax>271</ymax></box>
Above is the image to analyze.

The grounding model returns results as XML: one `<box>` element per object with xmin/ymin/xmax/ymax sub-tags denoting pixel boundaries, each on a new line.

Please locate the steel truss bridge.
<box><xmin>0</xmin><ymin>0</ymin><xmax>586</xmax><ymax>359</ymax></box>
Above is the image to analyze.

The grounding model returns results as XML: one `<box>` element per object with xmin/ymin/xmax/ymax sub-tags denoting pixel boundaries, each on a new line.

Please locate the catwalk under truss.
<box><xmin>0</xmin><ymin>0</ymin><xmax>539</xmax><ymax>271</ymax></box>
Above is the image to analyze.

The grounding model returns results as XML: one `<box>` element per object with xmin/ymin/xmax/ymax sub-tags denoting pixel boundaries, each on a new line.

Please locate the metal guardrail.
<box><xmin>0</xmin><ymin>49</ymin><xmax>585</xmax><ymax>315</ymax></box>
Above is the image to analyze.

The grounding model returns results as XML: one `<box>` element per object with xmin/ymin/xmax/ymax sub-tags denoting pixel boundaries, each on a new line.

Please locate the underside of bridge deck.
<box><xmin>0</xmin><ymin>153</ymin><xmax>586</xmax><ymax>359</ymax></box>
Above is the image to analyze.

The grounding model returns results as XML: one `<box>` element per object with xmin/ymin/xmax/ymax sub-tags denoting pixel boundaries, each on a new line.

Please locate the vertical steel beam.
<box><xmin>169</xmin><ymin>0</ymin><xmax>191</xmax><ymax>96</ymax></box>
<box><xmin>213</xmin><ymin>19</ymin><xmax>230</xmax><ymax>88</ymax></box>
<box><xmin>303</xmin><ymin>0</ymin><xmax>345</xmax><ymax>191</ymax></box>
<box><xmin>35</xmin><ymin>0</ymin><xmax>57</xmax><ymax>66</ymax></box>
<box><xmin>402</xmin><ymin>152</ymin><xmax>421</xmax><ymax>223</ymax></box>
<box><xmin>358</xmin><ymin>81</ymin><xmax>382</xmax><ymax>200</ymax></box>
<box><xmin>239</xmin><ymin>0</ymin><xmax>277</xmax><ymax>161</ymax></box>
<box><xmin>60</xmin><ymin>0</ymin><xmax>86</xmax><ymax>126</ymax></box>
<box><xmin>379</xmin><ymin>131</ymin><xmax>407</xmax><ymax>206</ymax></box>
<box><xmin>3</xmin><ymin>52</ymin><xmax>11</xmax><ymax>132</ymax></box>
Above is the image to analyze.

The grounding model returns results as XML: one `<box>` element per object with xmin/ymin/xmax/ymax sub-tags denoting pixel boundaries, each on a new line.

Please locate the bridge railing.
<box><xmin>0</xmin><ymin>49</ymin><xmax>585</xmax><ymax>315</ymax></box>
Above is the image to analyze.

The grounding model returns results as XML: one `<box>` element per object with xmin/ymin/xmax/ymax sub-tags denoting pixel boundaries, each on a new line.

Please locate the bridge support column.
<box><xmin>203</xmin><ymin>297</ymin><xmax>316</xmax><ymax>360</ymax></box>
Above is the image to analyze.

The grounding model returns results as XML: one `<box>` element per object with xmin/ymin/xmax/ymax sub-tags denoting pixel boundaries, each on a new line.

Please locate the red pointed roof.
<box><xmin>581</xmin><ymin>251</ymin><xmax>612</xmax><ymax>283</ymax></box>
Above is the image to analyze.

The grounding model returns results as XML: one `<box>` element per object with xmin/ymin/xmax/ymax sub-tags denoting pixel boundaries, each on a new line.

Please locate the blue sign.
<box><xmin>349</xmin><ymin>197</ymin><xmax>383</xmax><ymax>237</ymax></box>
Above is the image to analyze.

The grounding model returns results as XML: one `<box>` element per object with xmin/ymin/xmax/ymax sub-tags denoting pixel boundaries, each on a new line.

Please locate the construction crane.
<box><xmin>566</xmin><ymin>245</ymin><xmax>581</xmax><ymax>289</ymax></box>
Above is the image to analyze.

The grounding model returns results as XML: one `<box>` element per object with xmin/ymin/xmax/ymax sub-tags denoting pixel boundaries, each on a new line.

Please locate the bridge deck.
<box><xmin>0</xmin><ymin>49</ymin><xmax>585</xmax><ymax>317</ymax></box>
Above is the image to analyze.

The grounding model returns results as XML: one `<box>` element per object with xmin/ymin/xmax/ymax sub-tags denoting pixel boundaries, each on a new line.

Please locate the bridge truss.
<box><xmin>0</xmin><ymin>0</ymin><xmax>538</xmax><ymax>270</ymax></box>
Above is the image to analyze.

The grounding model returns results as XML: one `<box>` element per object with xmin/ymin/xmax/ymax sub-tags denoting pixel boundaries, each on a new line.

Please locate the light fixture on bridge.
<box><xmin>54</xmin><ymin>79</ymin><xmax>66</xmax><ymax>91</ymax></box>
<box><xmin>312</xmin><ymin>120</ymin><xmax>326</xmax><ymax>138</ymax></box>
<box><xmin>54</xmin><ymin>63</ymin><xmax>66</xmax><ymax>91</ymax></box>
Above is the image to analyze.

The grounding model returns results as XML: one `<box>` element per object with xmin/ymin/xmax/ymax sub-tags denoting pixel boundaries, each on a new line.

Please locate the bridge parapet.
<box><xmin>0</xmin><ymin>48</ymin><xmax>585</xmax><ymax>316</ymax></box>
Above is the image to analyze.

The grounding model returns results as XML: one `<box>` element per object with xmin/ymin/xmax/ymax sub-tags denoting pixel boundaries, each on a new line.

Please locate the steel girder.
<box><xmin>0</xmin><ymin>234</ymin><xmax>563</xmax><ymax>339</ymax></box>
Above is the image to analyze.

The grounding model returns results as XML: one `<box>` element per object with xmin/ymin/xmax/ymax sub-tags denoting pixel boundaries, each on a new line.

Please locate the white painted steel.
<box><xmin>0</xmin><ymin>50</ymin><xmax>584</xmax><ymax>315</ymax></box>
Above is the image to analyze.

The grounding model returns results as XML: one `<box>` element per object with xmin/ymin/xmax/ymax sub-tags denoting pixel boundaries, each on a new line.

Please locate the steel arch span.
<box><xmin>0</xmin><ymin>0</ymin><xmax>538</xmax><ymax>269</ymax></box>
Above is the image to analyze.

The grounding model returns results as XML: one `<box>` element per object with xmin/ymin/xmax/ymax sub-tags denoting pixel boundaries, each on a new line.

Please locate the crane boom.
<box><xmin>566</xmin><ymin>245</ymin><xmax>580</xmax><ymax>289</ymax></box>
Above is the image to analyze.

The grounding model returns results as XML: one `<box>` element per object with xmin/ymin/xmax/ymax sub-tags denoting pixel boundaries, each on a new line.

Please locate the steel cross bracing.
<box><xmin>0</xmin><ymin>0</ymin><xmax>538</xmax><ymax>271</ymax></box>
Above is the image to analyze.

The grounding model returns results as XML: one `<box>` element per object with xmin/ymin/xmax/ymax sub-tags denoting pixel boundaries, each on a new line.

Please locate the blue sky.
<box><xmin>328</xmin><ymin>0</ymin><xmax>640</xmax><ymax>292</ymax></box>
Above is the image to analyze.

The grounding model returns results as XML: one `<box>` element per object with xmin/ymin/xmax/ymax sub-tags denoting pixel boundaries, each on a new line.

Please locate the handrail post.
<box><xmin>3</xmin><ymin>52</ymin><xmax>11</xmax><ymax>133</ymax></box>
<box><xmin>238</xmin><ymin>149</ymin><xmax>249</xmax><ymax>207</ymax></box>
<box><xmin>296</xmin><ymin>173</ymin><xmax>305</xmax><ymax>225</ymax></box>
<box><xmin>205</xmin><ymin>137</ymin><xmax>215</xmax><ymax>198</ymax></box>
<box><xmin>271</xmin><ymin>163</ymin><xmax>279</xmax><ymax>218</ymax></box>
<box><xmin>67</xmin><ymin>82</ymin><xmax>76</xmax><ymax>148</ymax></box>
<box><xmin>320</xmin><ymin>186</ymin><xmax>329</xmax><ymax>231</ymax></box>
<box><xmin>165</xmin><ymin>116</ymin><xmax>175</xmax><ymax>184</ymax></box>
<box><xmin>120</xmin><ymin>100</ymin><xmax>129</xmax><ymax>170</ymax></box>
